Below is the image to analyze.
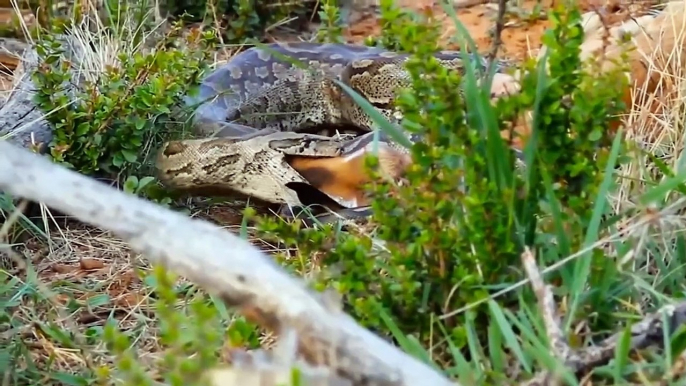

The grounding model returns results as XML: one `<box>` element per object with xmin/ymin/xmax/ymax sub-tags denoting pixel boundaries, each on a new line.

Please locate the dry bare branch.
<box><xmin>0</xmin><ymin>37</ymin><xmax>29</xmax><ymax>72</ymax></box>
<box><xmin>0</xmin><ymin>140</ymin><xmax>457</xmax><ymax>386</ymax></box>
<box><xmin>203</xmin><ymin>328</ymin><xmax>357</xmax><ymax>386</ymax></box>
<box><xmin>486</xmin><ymin>0</ymin><xmax>508</xmax><ymax>65</ymax></box>
<box><xmin>521</xmin><ymin>247</ymin><xmax>570</xmax><ymax>360</ymax></box>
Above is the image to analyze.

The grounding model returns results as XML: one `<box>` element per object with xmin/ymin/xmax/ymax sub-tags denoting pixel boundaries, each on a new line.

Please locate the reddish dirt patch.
<box><xmin>345</xmin><ymin>0</ymin><xmax>621</xmax><ymax>61</ymax></box>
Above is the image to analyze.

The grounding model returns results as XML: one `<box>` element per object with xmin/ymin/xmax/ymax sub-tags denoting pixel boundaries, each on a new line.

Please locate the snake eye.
<box><xmin>162</xmin><ymin>142</ymin><xmax>187</xmax><ymax>156</ymax></box>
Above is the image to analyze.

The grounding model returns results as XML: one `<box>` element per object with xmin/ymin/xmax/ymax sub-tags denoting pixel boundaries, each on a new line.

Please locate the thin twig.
<box><xmin>521</xmin><ymin>247</ymin><xmax>569</xmax><ymax>360</ymax></box>
<box><xmin>487</xmin><ymin>0</ymin><xmax>508</xmax><ymax>66</ymax></box>
<box><xmin>520</xmin><ymin>247</ymin><xmax>569</xmax><ymax>385</ymax></box>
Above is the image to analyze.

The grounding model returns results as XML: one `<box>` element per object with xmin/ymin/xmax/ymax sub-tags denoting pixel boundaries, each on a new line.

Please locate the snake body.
<box><xmin>155</xmin><ymin>42</ymin><xmax>518</xmax><ymax>216</ymax></box>
<box><xmin>187</xmin><ymin>42</ymin><xmax>503</xmax><ymax>135</ymax></box>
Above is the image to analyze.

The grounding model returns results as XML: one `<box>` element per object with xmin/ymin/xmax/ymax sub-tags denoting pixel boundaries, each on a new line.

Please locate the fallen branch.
<box><xmin>521</xmin><ymin>247</ymin><xmax>686</xmax><ymax>385</ymax></box>
<box><xmin>0</xmin><ymin>37</ymin><xmax>30</xmax><ymax>73</ymax></box>
<box><xmin>205</xmin><ymin>328</ymin><xmax>358</xmax><ymax>386</ymax></box>
<box><xmin>0</xmin><ymin>35</ymin><xmax>87</xmax><ymax>151</ymax></box>
<box><xmin>0</xmin><ymin>140</ymin><xmax>456</xmax><ymax>386</ymax></box>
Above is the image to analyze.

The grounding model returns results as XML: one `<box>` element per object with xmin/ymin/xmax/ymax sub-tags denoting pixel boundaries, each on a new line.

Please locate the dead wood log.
<box><xmin>205</xmin><ymin>329</ymin><xmax>356</xmax><ymax>386</ymax></box>
<box><xmin>0</xmin><ymin>35</ymin><xmax>88</xmax><ymax>151</ymax></box>
<box><xmin>0</xmin><ymin>140</ymin><xmax>457</xmax><ymax>386</ymax></box>
<box><xmin>0</xmin><ymin>37</ymin><xmax>30</xmax><ymax>72</ymax></box>
<box><xmin>0</xmin><ymin>39</ymin><xmax>44</xmax><ymax>148</ymax></box>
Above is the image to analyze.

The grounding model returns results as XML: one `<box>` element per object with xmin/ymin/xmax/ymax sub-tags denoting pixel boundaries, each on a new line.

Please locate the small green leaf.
<box><xmin>123</xmin><ymin>175</ymin><xmax>138</xmax><ymax>193</ymax></box>
<box><xmin>86</xmin><ymin>294</ymin><xmax>111</xmax><ymax>308</ymax></box>
<box><xmin>112</xmin><ymin>153</ymin><xmax>124</xmax><ymax>168</ymax></box>
<box><xmin>129</xmin><ymin>136</ymin><xmax>143</xmax><ymax>147</ymax></box>
<box><xmin>121</xmin><ymin>149</ymin><xmax>138</xmax><ymax>163</ymax></box>
<box><xmin>133</xmin><ymin>116</ymin><xmax>146</xmax><ymax>131</ymax></box>
<box><xmin>587</xmin><ymin>129</ymin><xmax>601</xmax><ymax>142</ymax></box>
<box><xmin>137</xmin><ymin>176</ymin><xmax>155</xmax><ymax>192</ymax></box>
<box><xmin>76</xmin><ymin>122</ymin><xmax>91</xmax><ymax>136</ymax></box>
<box><xmin>157</xmin><ymin>106</ymin><xmax>171</xmax><ymax>115</ymax></box>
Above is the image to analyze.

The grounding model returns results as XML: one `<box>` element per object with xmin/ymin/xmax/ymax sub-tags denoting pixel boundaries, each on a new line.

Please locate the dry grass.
<box><xmin>607</xmin><ymin>3</ymin><xmax>686</xmax><ymax>276</ymax></box>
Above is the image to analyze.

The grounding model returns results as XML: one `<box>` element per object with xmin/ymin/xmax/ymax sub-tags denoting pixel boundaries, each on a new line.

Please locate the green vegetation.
<box><xmin>2</xmin><ymin>0</ymin><xmax>686</xmax><ymax>385</ymax></box>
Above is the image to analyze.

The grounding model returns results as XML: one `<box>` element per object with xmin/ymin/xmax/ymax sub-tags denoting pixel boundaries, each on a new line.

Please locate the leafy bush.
<box><xmin>29</xmin><ymin>21</ymin><xmax>216</xmax><ymax>205</ymax></box>
<box><xmin>159</xmin><ymin>0</ymin><xmax>328</xmax><ymax>44</ymax></box>
<box><xmin>99</xmin><ymin>266</ymin><xmax>256</xmax><ymax>386</ymax></box>
<box><xmin>252</xmin><ymin>0</ymin><xmax>631</xmax><ymax>375</ymax></box>
<box><xmin>34</xmin><ymin>28</ymin><xmax>208</xmax><ymax>172</ymax></box>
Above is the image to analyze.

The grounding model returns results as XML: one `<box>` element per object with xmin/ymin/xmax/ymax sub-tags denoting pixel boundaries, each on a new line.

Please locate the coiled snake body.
<box><xmin>155</xmin><ymin>42</ymin><xmax>518</xmax><ymax>218</ymax></box>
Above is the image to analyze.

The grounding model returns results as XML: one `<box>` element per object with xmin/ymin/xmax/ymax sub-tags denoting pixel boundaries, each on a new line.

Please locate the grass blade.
<box><xmin>566</xmin><ymin>128</ymin><xmax>624</xmax><ymax>330</ymax></box>
<box><xmin>488</xmin><ymin>299</ymin><xmax>531</xmax><ymax>373</ymax></box>
<box><xmin>333</xmin><ymin>80</ymin><xmax>413</xmax><ymax>148</ymax></box>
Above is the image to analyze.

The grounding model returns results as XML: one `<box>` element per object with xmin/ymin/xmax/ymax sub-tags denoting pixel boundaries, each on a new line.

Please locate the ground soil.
<box><xmin>344</xmin><ymin>0</ymin><xmax>607</xmax><ymax>61</ymax></box>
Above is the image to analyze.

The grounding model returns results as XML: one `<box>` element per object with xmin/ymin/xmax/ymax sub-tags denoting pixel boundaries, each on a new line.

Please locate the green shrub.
<box><xmin>30</xmin><ymin>21</ymin><xmax>216</xmax><ymax>204</ymax></box>
<box><xmin>314</xmin><ymin>0</ymin><xmax>345</xmax><ymax>44</ymax></box>
<box><xmin>159</xmin><ymin>0</ymin><xmax>327</xmax><ymax>44</ymax></box>
<box><xmin>251</xmin><ymin>0</ymin><xmax>630</xmax><ymax>373</ymax></box>
<box><xmin>99</xmin><ymin>266</ymin><xmax>260</xmax><ymax>386</ymax></box>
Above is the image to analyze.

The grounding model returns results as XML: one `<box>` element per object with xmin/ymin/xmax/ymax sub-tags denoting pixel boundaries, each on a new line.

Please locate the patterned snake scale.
<box><xmin>154</xmin><ymin>42</ymin><xmax>520</xmax><ymax>221</ymax></box>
